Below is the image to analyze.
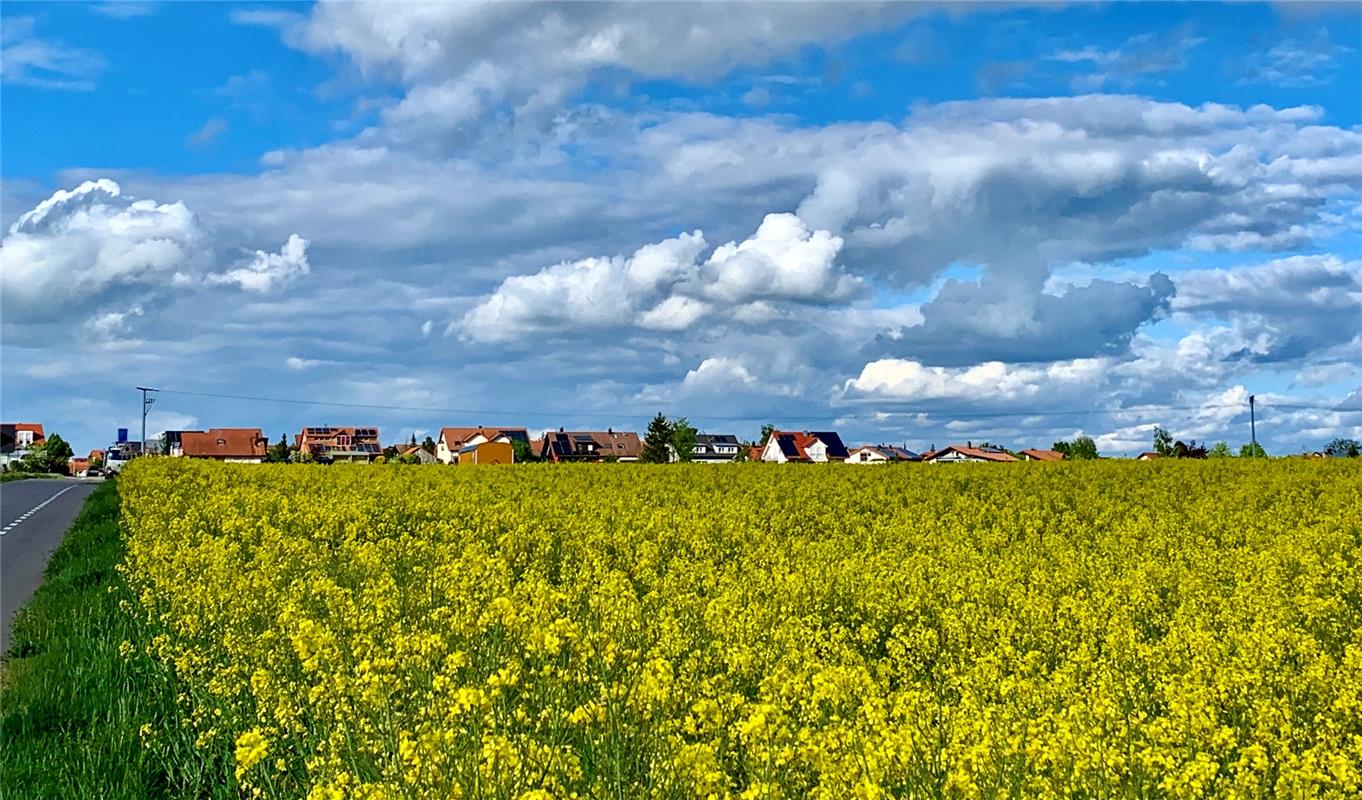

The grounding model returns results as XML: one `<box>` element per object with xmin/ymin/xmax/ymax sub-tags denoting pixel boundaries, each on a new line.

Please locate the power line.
<box><xmin>144</xmin><ymin>385</ymin><xmax>1360</xmax><ymax>425</ymax></box>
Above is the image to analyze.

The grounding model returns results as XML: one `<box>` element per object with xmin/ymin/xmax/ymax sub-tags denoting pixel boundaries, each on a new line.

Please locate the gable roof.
<box><xmin>1020</xmin><ymin>448</ymin><xmax>1064</xmax><ymax>462</ymax></box>
<box><xmin>850</xmin><ymin>445</ymin><xmax>920</xmax><ymax>461</ymax></box>
<box><xmin>542</xmin><ymin>430</ymin><xmax>642</xmax><ymax>460</ymax></box>
<box><xmin>924</xmin><ymin>444</ymin><xmax>1018</xmax><ymax>463</ymax></box>
<box><xmin>439</xmin><ymin>426</ymin><xmax>530</xmax><ymax>450</ymax></box>
<box><xmin>770</xmin><ymin>430</ymin><xmax>850</xmax><ymax>461</ymax></box>
<box><xmin>180</xmin><ymin>428</ymin><xmax>267</xmax><ymax>459</ymax></box>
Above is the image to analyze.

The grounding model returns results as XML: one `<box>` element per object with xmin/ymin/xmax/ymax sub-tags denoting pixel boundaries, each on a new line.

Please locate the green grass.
<box><xmin>0</xmin><ymin>472</ymin><xmax>67</xmax><ymax>483</ymax></box>
<box><xmin>0</xmin><ymin>482</ymin><xmax>232</xmax><ymax>798</ymax></box>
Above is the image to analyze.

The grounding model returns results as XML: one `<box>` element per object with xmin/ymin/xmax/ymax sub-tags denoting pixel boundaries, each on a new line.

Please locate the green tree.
<box><xmin>1152</xmin><ymin>426</ymin><xmax>1174</xmax><ymax>457</ymax></box>
<box><xmin>422</xmin><ymin>435</ymin><xmax>437</xmax><ymax>454</ymax></box>
<box><xmin>266</xmin><ymin>435</ymin><xmax>291</xmax><ymax>463</ymax></box>
<box><xmin>20</xmin><ymin>433</ymin><xmax>74</xmax><ymax>474</ymax></box>
<box><xmin>670</xmin><ymin>417</ymin><xmax>698</xmax><ymax>463</ymax></box>
<box><xmin>759</xmin><ymin>424</ymin><xmax>776</xmax><ymax>445</ymax></box>
<box><xmin>1053</xmin><ymin>436</ymin><xmax>1099</xmax><ymax>460</ymax></box>
<box><xmin>512</xmin><ymin>439</ymin><xmax>536</xmax><ymax>463</ymax></box>
<box><xmin>1238</xmin><ymin>442</ymin><xmax>1266</xmax><ymax>458</ymax></box>
<box><xmin>1207</xmin><ymin>441</ymin><xmax>1233</xmax><ymax>458</ymax></box>
<box><xmin>1324</xmin><ymin>438</ymin><xmax>1360</xmax><ymax>457</ymax></box>
<box><xmin>640</xmin><ymin>413</ymin><xmax>673</xmax><ymax>463</ymax></box>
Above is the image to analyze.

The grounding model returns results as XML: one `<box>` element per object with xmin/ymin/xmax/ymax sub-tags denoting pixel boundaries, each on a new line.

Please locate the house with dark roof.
<box><xmin>540</xmin><ymin>429</ymin><xmax>642</xmax><ymax>462</ymax></box>
<box><xmin>680</xmin><ymin>433</ymin><xmax>743</xmax><ymax>462</ymax></box>
<box><xmin>295</xmin><ymin>426</ymin><xmax>382</xmax><ymax>462</ymax></box>
<box><xmin>847</xmin><ymin>444</ymin><xmax>920</xmax><ymax>464</ymax></box>
<box><xmin>1019</xmin><ymin>448</ymin><xmax>1064</xmax><ymax>462</ymax></box>
<box><xmin>178</xmin><ymin>428</ymin><xmax>269</xmax><ymax>462</ymax></box>
<box><xmin>436</xmin><ymin>426</ymin><xmax>530</xmax><ymax>464</ymax></box>
<box><xmin>759</xmin><ymin>430</ymin><xmax>850</xmax><ymax>463</ymax></box>
<box><xmin>922</xmin><ymin>444</ymin><xmax>1017</xmax><ymax>463</ymax></box>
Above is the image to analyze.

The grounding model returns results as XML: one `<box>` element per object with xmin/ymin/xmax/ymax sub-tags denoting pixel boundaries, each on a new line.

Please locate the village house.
<box><xmin>1019</xmin><ymin>448</ymin><xmax>1064</xmax><ymax>462</ymax></box>
<box><xmin>760</xmin><ymin>431</ymin><xmax>850</xmax><ymax>463</ymax></box>
<box><xmin>540</xmin><ymin>429</ymin><xmax>642</xmax><ymax>462</ymax></box>
<box><xmin>680</xmin><ymin>434</ymin><xmax>743</xmax><ymax>462</ymax></box>
<box><xmin>295</xmin><ymin>426</ymin><xmax>382</xmax><ymax>463</ymax></box>
<box><xmin>1136</xmin><ymin>451</ymin><xmax>1161</xmax><ymax>461</ymax></box>
<box><xmin>0</xmin><ymin>422</ymin><xmax>45</xmax><ymax>469</ymax></box>
<box><xmin>69</xmin><ymin>457</ymin><xmax>90</xmax><ymax>476</ymax></box>
<box><xmin>170</xmin><ymin>428</ymin><xmax>270</xmax><ymax>462</ymax></box>
<box><xmin>436</xmin><ymin>426</ymin><xmax>530</xmax><ymax>464</ymax></box>
<box><xmin>846</xmin><ymin>444</ymin><xmax>920</xmax><ymax>464</ymax></box>
<box><xmin>922</xmin><ymin>444</ymin><xmax>1018</xmax><ymax>463</ymax></box>
<box><xmin>396</xmin><ymin>444</ymin><xmax>439</xmax><ymax>464</ymax></box>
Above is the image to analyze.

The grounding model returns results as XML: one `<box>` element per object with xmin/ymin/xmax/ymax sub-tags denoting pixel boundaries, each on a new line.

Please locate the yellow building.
<box><xmin>458</xmin><ymin>440</ymin><xmax>514</xmax><ymax>464</ymax></box>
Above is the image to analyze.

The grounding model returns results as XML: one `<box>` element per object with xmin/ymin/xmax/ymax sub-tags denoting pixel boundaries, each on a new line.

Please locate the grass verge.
<box><xmin>0</xmin><ymin>472</ymin><xmax>67</xmax><ymax>483</ymax></box>
<box><xmin>0</xmin><ymin>482</ymin><xmax>232</xmax><ymax>798</ymax></box>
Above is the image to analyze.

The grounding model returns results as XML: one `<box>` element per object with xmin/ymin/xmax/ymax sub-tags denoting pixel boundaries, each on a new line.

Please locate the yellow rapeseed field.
<box><xmin>119</xmin><ymin>459</ymin><xmax>1362</xmax><ymax>799</ymax></box>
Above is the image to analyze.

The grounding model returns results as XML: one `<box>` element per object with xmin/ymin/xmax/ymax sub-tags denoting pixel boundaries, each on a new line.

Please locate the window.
<box><xmin>217</xmin><ymin>438</ymin><xmax>226</xmax><ymax>446</ymax></box>
<box><xmin>337</xmin><ymin>434</ymin><xmax>351</xmax><ymax>447</ymax></box>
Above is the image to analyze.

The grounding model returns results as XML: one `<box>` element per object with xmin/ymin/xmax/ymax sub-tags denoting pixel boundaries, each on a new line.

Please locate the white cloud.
<box><xmin>460</xmin><ymin>214</ymin><xmax>856</xmax><ymax>342</ymax></box>
<box><xmin>681</xmin><ymin>357</ymin><xmax>757</xmax><ymax>392</ymax></box>
<box><xmin>91</xmin><ymin>3</ymin><xmax>157</xmax><ymax>20</ymax></box>
<box><xmin>1</xmin><ymin>180</ymin><xmax>206</xmax><ymax>318</ymax></box>
<box><xmin>1239</xmin><ymin>30</ymin><xmax>1353</xmax><ymax>88</ymax></box>
<box><xmin>208</xmin><ymin>234</ymin><xmax>311</xmax><ymax>293</ymax></box>
<box><xmin>843</xmin><ymin>358</ymin><xmax>1108</xmax><ymax>404</ymax></box>
<box><xmin>85</xmin><ymin>304</ymin><xmax>144</xmax><ymax>339</ymax></box>
<box><xmin>701</xmin><ymin>213</ymin><xmax>860</xmax><ymax>305</ymax></box>
<box><xmin>1</xmin><ymin>16</ymin><xmax>106</xmax><ymax>91</ymax></box>
<box><xmin>290</xmin><ymin>1</ymin><xmax>914</xmax><ymax>135</ymax></box>
<box><xmin>285</xmin><ymin>356</ymin><xmax>322</xmax><ymax>370</ymax></box>
<box><xmin>0</xmin><ymin>181</ymin><xmax>312</xmax><ymax>330</ymax></box>
<box><xmin>186</xmin><ymin>117</ymin><xmax>229</xmax><ymax>148</ymax></box>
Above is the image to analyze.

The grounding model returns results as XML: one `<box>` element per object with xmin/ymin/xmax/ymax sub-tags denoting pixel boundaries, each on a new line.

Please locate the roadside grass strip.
<box><xmin>0</xmin><ymin>482</ymin><xmax>233</xmax><ymax>799</ymax></box>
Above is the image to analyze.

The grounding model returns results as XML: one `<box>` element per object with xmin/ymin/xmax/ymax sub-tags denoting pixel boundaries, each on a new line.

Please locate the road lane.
<box><xmin>1</xmin><ymin>479</ymin><xmax>98</xmax><ymax>655</ymax></box>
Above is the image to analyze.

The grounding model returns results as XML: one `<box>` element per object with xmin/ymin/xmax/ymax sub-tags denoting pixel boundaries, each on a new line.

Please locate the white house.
<box><xmin>760</xmin><ymin>430</ymin><xmax>849</xmax><ymax>463</ymax></box>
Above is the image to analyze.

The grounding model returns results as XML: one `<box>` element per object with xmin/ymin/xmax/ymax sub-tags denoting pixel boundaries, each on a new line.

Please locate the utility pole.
<box><xmin>138</xmin><ymin>386</ymin><xmax>157</xmax><ymax>456</ymax></box>
<box><xmin>1249</xmin><ymin>394</ymin><xmax>1257</xmax><ymax>457</ymax></box>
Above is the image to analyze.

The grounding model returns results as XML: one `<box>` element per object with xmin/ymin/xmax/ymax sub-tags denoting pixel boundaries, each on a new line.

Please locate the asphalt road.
<box><xmin>1</xmin><ymin>478</ymin><xmax>98</xmax><ymax>656</ymax></box>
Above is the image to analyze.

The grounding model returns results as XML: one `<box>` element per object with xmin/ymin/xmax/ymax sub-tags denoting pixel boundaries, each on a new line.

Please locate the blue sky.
<box><xmin>3</xmin><ymin>1</ymin><xmax>1360</xmax><ymax>456</ymax></box>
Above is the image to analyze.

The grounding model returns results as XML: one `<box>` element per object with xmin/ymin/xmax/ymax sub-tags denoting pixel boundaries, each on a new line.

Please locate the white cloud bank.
<box><xmin>460</xmin><ymin>213</ymin><xmax>860</xmax><ymax>342</ymax></box>
<box><xmin>0</xmin><ymin>180</ymin><xmax>310</xmax><ymax>327</ymax></box>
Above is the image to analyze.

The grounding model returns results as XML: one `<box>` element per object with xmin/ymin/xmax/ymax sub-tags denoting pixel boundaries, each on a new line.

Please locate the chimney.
<box><xmin>608</xmin><ymin>427</ymin><xmax>613</xmax><ymax>435</ymax></box>
<box><xmin>967</xmin><ymin>441</ymin><xmax>972</xmax><ymax>448</ymax></box>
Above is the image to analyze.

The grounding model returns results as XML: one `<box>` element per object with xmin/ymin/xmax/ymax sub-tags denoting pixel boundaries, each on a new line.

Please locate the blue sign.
<box><xmin>117</xmin><ymin>427</ymin><xmax>128</xmax><ymax>443</ymax></box>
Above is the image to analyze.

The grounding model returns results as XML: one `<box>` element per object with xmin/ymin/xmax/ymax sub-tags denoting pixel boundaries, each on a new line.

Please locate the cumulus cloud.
<box><xmin>1172</xmin><ymin>255</ymin><xmax>1362</xmax><ymax>363</ymax></box>
<box><xmin>1</xmin><ymin>180</ymin><xmax>205</xmax><ymax>319</ymax></box>
<box><xmin>460</xmin><ymin>214</ymin><xmax>857</xmax><ymax>342</ymax></box>
<box><xmin>0</xmin><ymin>180</ymin><xmax>310</xmax><ymax>327</ymax></box>
<box><xmin>843</xmin><ymin>358</ymin><xmax>1108</xmax><ymax>404</ymax></box>
<box><xmin>208</xmin><ymin>234</ymin><xmax>311</xmax><ymax>293</ymax></box>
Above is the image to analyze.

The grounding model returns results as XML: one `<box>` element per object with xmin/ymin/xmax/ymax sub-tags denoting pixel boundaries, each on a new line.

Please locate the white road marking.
<box><xmin>1</xmin><ymin>485</ymin><xmax>77</xmax><ymax>536</ymax></box>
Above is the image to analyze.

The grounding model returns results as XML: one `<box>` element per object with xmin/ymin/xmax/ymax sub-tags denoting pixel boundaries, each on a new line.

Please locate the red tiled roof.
<box><xmin>181</xmin><ymin>428</ymin><xmax>267</xmax><ymax>459</ymax></box>
<box><xmin>1020</xmin><ymin>448</ymin><xmax>1064</xmax><ymax>462</ymax></box>
<box><xmin>747</xmin><ymin>445</ymin><xmax>763</xmax><ymax>461</ymax></box>
<box><xmin>439</xmin><ymin>426</ymin><xmax>529</xmax><ymax>450</ymax></box>
<box><xmin>924</xmin><ymin>445</ymin><xmax>1018</xmax><ymax>463</ymax></box>
<box><xmin>14</xmin><ymin>423</ymin><xmax>44</xmax><ymax>440</ymax></box>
